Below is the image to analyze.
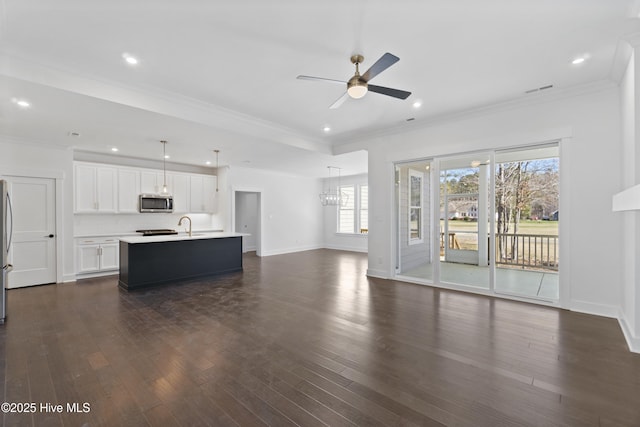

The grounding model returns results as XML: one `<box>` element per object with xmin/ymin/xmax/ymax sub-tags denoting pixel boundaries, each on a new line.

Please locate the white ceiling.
<box><xmin>1</xmin><ymin>0</ymin><xmax>639</xmax><ymax>177</ymax></box>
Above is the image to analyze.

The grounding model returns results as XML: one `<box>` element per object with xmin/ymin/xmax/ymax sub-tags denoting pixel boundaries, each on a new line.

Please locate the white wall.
<box><xmin>619</xmin><ymin>48</ymin><xmax>640</xmax><ymax>352</ymax></box>
<box><xmin>322</xmin><ymin>173</ymin><xmax>368</xmax><ymax>253</ymax></box>
<box><xmin>227</xmin><ymin>165</ymin><xmax>323</xmax><ymax>256</ymax></box>
<box><xmin>361</xmin><ymin>85</ymin><xmax>623</xmax><ymax>320</ymax></box>
<box><xmin>0</xmin><ymin>139</ymin><xmax>75</xmax><ymax>282</ymax></box>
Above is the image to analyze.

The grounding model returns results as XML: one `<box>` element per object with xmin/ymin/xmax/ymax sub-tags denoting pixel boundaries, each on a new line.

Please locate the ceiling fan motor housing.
<box><xmin>348</xmin><ymin>54</ymin><xmax>368</xmax><ymax>98</ymax></box>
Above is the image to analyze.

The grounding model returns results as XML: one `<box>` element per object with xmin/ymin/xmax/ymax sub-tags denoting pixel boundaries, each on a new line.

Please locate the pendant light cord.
<box><xmin>214</xmin><ymin>150</ymin><xmax>220</xmax><ymax>192</ymax></box>
<box><xmin>161</xmin><ymin>140</ymin><xmax>168</xmax><ymax>193</ymax></box>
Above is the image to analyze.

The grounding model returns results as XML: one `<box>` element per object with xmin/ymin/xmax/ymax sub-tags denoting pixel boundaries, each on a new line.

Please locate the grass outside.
<box><xmin>442</xmin><ymin>219</ymin><xmax>558</xmax><ymax>236</ymax></box>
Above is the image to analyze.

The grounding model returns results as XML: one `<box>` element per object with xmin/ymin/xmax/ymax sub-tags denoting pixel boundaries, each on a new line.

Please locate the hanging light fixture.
<box><xmin>160</xmin><ymin>140</ymin><xmax>169</xmax><ymax>194</ymax></box>
<box><xmin>319</xmin><ymin>166</ymin><xmax>348</xmax><ymax>206</ymax></box>
<box><xmin>214</xmin><ymin>149</ymin><xmax>220</xmax><ymax>192</ymax></box>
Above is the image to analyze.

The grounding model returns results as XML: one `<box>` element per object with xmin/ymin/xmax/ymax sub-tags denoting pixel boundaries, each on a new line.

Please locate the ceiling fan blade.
<box><xmin>368</xmin><ymin>84</ymin><xmax>411</xmax><ymax>100</ymax></box>
<box><xmin>329</xmin><ymin>92</ymin><xmax>349</xmax><ymax>109</ymax></box>
<box><xmin>361</xmin><ymin>52</ymin><xmax>400</xmax><ymax>82</ymax></box>
<box><xmin>297</xmin><ymin>75</ymin><xmax>346</xmax><ymax>85</ymax></box>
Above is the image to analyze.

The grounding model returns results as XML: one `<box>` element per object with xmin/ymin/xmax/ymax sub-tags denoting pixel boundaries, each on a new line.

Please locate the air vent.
<box><xmin>525</xmin><ymin>84</ymin><xmax>554</xmax><ymax>94</ymax></box>
<box><xmin>406</xmin><ymin>117</ymin><xmax>415</xmax><ymax>122</ymax></box>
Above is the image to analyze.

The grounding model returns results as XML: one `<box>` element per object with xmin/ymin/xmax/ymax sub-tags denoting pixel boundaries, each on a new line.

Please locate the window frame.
<box><xmin>408</xmin><ymin>169</ymin><xmax>424</xmax><ymax>245</ymax></box>
<box><xmin>336</xmin><ymin>183</ymin><xmax>369</xmax><ymax>235</ymax></box>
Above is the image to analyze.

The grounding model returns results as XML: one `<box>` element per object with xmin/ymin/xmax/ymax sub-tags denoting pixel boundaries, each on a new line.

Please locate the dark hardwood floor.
<box><xmin>1</xmin><ymin>249</ymin><xmax>639</xmax><ymax>426</ymax></box>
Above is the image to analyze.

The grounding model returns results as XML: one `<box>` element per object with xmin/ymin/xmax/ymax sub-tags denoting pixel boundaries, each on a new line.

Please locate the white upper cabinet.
<box><xmin>189</xmin><ymin>175</ymin><xmax>217</xmax><ymax>213</ymax></box>
<box><xmin>170</xmin><ymin>172</ymin><xmax>190</xmax><ymax>213</ymax></box>
<box><xmin>74</xmin><ymin>163</ymin><xmax>117</xmax><ymax>213</ymax></box>
<box><xmin>75</xmin><ymin>162</ymin><xmax>216</xmax><ymax>214</ymax></box>
<box><xmin>117</xmin><ymin>168</ymin><xmax>140</xmax><ymax>213</ymax></box>
<box><xmin>140</xmin><ymin>171</ymin><xmax>171</xmax><ymax>194</ymax></box>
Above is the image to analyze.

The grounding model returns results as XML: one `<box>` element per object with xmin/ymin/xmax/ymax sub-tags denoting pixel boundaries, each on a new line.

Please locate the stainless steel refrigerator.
<box><xmin>1</xmin><ymin>179</ymin><xmax>13</xmax><ymax>322</ymax></box>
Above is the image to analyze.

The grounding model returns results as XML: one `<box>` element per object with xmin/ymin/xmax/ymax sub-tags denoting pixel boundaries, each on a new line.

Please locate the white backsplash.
<box><xmin>74</xmin><ymin>213</ymin><xmax>224</xmax><ymax>236</ymax></box>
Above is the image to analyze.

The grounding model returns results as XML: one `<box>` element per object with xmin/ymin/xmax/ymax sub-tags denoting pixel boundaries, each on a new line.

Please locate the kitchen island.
<box><xmin>118</xmin><ymin>232</ymin><xmax>246</xmax><ymax>290</ymax></box>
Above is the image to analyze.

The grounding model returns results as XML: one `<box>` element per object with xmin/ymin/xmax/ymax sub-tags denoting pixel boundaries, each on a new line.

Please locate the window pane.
<box><xmin>410</xmin><ymin>175</ymin><xmax>421</xmax><ymax>206</ymax></box>
<box><xmin>341</xmin><ymin>185</ymin><xmax>355</xmax><ymax>209</ymax></box>
<box><xmin>410</xmin><ymin>207</ymin><xmax>421</xmax><ymax>238</ymax></box>
<box><xmin>338</xmin><ymin>185</ymin><xmax>355</xmax><ymax>233</ymax></box>
<box><xmin>339</xmin><ymin>211</ymin><xmax>355</xmax><ymax>233</ymax></box>
<box><xmin>360</xmin><ymin>185</ymin><xmax>368</xmax><ymax>232</ymax></box>
<box><xmin>409</xmin><ymin>170</ymin><xmax>423</xmax><ymax>241</ymax></box>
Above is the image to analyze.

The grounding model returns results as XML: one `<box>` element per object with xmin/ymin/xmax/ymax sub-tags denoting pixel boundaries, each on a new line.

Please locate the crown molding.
<box><xmin>0</xmin><ymin>51</ymin><xmax>332</xmax><ymax>155</ymax></box>
<box><xmin>331</xmin><ymin>79</ymin><xmax>618</xmax><ymax>151</ymax></box>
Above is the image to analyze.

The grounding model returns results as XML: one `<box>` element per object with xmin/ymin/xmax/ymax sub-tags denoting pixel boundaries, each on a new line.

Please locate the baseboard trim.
<box><xmin>324</xmin><ymin>244</ymin><xmax>368</xmax><ymax>253</ymax></box>
<box><xmin>618</xmin><ymin>310</ymin><xmax>640</xmax><ymax>353</ymax></box>
<box><xmin>366</xmin><ymin>268</ymin><xmax>390</xmax><ymax>279</ymax></box>
<box><xmin>261</xmin><ymin>244</ymin><xmax>323</xmax><ymax>257</ymax></box>
<box><xmin>568</xmin><ymin>300</ymin><xmax>619</xmax><ymax>319</ymax></box>
<box><xmin>75</xmin><ymin>271</ymin><xmax>119</xmax><ymax>281</ymax></box>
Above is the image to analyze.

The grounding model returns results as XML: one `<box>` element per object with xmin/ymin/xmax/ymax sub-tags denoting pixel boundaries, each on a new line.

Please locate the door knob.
<box><xmin>44</xmin><ymin>234</ymin><xmax>54</xmax><ymax>238</ymax></box>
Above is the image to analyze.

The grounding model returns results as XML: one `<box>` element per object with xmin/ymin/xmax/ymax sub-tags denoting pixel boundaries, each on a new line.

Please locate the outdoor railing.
<box><xmin>496</xmin><ymin>233</ymin><xmax>558</xmax><ymax>271</ymax></box>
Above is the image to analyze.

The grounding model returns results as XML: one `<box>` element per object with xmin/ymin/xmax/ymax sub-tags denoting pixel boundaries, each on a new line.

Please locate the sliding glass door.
<box><xmin>494</xmin><ymin>145</ymin><xmax>559</xmax><ymax>300</ymax></box>
<box><xmin>394</xmin><ymin>143</ymin><xmax>560</xmax><ymax>303</ymax></box>
<box><xmin>439</xmin><ymin>154</ymin><xmax>490</xmax><ymax>288</ymax></box>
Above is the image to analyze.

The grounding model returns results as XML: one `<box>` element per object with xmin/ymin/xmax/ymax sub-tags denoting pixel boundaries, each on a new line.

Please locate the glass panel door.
<box><xmin>494</xmin><ymin>145</ymin><xmax>559</xmax><ymax>300</ymax></box>
<box><xmin>439</xmin><ymin>154</ymin><xmax>490</xmax><ymax>288</ymax></box>
<box><xmin>395</xmin><ymin>160</ymin><xmax>433</xmax><ymax>281</ymax></box>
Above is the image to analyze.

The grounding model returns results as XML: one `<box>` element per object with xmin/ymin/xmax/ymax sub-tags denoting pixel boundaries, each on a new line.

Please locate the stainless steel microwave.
<box><xmin>139</xmin><ymin>194</ymin><xmax>173</xmax><ymax>213</ymax></box>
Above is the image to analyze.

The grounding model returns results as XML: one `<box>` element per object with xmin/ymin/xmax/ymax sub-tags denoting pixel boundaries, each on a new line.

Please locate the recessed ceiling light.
<box><xmin>571</xmin><ymin>54</ymin><xmax>590</xmax><ymax>65</ymax></box>
<box><xmin>412</xmin><ymin>100</ymin><xmax>422</xmax><ymax>108</ymax></box>
<box><xmin>323</xmin><ymin>126</ymin><xmax>331</xmax><ymax>132</ymax></box>
<box><xmin>12</xmin><ymin>98</ymin><xmax>30</xmax><ymax>108</ymax></box>
<box><xmin>122</xmin><ymin>53</ymin><xmax>139</xmax><ymax>65</ymax></box>
<box><xmin>164</xmin><ymin>155</ymin><xmax>170</xmax><ymax>159</ymax></box>
<box><xmin>205</xmin><ymin>161</ymin><xmax>211</xmax><ymax>165</ymax></box>
<box><xmin>111</xmin><ymin>147</ymin><xmax>119</xmax><ymax>152</ymax></box>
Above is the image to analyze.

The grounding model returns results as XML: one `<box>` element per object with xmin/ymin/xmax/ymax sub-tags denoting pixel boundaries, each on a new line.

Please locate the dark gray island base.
<box><xmin>118</xmin><ymin>234</ymin><xmax>243</xmax><ymax>290</ymax></box>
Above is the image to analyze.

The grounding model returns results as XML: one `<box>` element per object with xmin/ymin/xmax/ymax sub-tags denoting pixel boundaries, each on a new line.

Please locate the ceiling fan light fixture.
<box><xmin>347</xmin><ymin>77</ymin><xmax>368</xmax><ymax>99</ymax></box>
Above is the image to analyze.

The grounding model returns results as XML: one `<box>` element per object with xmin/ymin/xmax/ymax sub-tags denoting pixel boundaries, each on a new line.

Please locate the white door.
<box><xmin>7</xmin><ymin>177</ymin><xmax>57</xmax><ymax>288</ymax></box>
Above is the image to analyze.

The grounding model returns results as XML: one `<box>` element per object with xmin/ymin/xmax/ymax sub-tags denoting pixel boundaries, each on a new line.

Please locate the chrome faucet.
<box><xmin>178</xmin><ymin>215</ymin><xmax>192</xmax><ymax>237</ymax></box>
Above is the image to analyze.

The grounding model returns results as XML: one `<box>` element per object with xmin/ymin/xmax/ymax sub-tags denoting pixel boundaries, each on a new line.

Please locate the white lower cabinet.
<box><xmin>76</xmin><ymin>237</ymin><xmax>120</xmax><ymax>275</ymax></box>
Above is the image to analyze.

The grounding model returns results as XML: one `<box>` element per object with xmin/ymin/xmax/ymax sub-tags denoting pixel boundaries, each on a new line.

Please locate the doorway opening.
<box><xmin>233</xmin><ymin>190</ymin><xmax>262</xmax><ymax>256</ymax></box>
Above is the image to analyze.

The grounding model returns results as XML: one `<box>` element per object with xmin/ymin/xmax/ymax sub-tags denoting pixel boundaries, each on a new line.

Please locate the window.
<box><xmin>359</xmin><ymin>185</ymin><xmax>368</xmax><ymax>233</ymax></box>
<box><xmin>338</xmin><ymin>185</ymin><xmax>355</xmax><ymax>233</ymax></box>
<box><xmin>337</xmin><ymin>184</ymin><xmax>369</xmax><ymax>234</ymax></box>
<box><xmin>409</xmin><ymin>169</ymin><xmax>423</xmax><ymax>243</ymax></box>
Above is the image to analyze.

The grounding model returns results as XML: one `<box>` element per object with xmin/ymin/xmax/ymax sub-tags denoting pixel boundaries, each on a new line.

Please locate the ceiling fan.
<box><xmin>297</xmin><ymin>52</ymin><xmax>411</xmax><ymax>109</ymax></box>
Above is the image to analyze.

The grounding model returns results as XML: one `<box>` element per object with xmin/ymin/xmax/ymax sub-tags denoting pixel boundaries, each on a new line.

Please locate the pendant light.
<box><xmin>214</xmin><ymin>149</ymin><xmax>220</xmax><ymax>192</ymax></box>
<box><xmin>161</xmin><ymin>140</ymin><xmax>169</xmax><ymax>194</ymax></box>
<box><xmin>319</xmin><ymin>166</ymin><xmax>348</xmax><ymax>206</ymax></box>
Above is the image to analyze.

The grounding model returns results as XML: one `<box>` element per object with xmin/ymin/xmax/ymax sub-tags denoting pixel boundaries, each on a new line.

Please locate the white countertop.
<box><xmin>119</xmin><ymin>231</ymin><xmax>248</xmax><ymax>244</ymax></box>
